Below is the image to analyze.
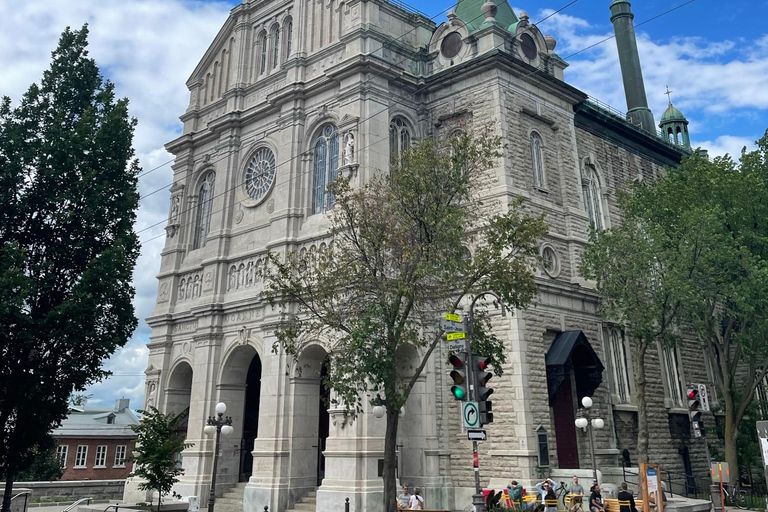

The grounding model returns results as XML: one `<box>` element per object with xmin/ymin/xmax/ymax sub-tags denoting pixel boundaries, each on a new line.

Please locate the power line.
<box><xmin>137</xmin><ymin>0</ymin><xmax>698</xmax><ymax>246</ymax></box>
<box><xmin>136</xmin><ymin>0</ymin><xmax>582</xmax><ymax>243</ymax></box>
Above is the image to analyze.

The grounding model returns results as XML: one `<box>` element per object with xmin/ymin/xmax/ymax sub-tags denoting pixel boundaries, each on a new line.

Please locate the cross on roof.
<box><xmin>665</xmin><ymin>86</ymin><xmax>674</xmax><ymax>105</ymax></box>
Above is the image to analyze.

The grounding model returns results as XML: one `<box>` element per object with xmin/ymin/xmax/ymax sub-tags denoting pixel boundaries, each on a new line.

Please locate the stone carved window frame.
<box><xmin>193</xmin><ymin>169</ymin><xmax>216</xmax><ymax>250</ymax></box>
<box><xmin>529</xmin><ymin>129</ymin><xmax>546</xmax><ymax>190</ymax></box>
<box><xmin>310</xmin><ymin>122</ymin><xmax>340</xmax><ymax>215</ymax></box>
<box><xmin>578</xmin><ymin>154</ymin><xmax>610</xmax><ymax>231</ymax></box>
<box><xmin>389</xmin><ymin>115</ymin><xmax>414</xmax><ymax>169</ymax></box>
<box><xmin>604</xmin><ymin>325</ymin><xmax>632</xmax><ymax>405</ymax></box>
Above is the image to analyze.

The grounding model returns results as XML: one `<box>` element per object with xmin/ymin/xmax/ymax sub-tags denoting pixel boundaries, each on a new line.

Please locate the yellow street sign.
<box><xmin>447</xmin><ymin>332</ymin><xmax>466</xmax><ymax>341</ymax></box>
<box><xmin>445</xmin><ymin>313</ymin><xmax>461</xmax><ymax>323</ymax></box>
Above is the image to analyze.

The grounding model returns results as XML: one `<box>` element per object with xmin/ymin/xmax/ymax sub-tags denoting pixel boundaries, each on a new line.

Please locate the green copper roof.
<box><xmin>660</xmin><ymin>103</ymin><xmax>687</xmax><ymax>123</ymax></box>
<box><xmin>456</xmin><ymin>0</ymin><xmax>517</xmax><ymax>33</ymax></box>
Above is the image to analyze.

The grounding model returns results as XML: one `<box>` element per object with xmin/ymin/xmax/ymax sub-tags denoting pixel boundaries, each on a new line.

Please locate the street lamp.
<box><xmin>204</xmin><ymin>402</ymin><xmax>233</xmax><ymax>512</ymax></box>
<box><xmin>575</xmin><ymin>396</ymin><xmax>604</xmax><ymax>485</ymax></box>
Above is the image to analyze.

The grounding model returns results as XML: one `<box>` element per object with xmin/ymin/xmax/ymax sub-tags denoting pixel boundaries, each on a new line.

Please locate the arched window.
<box><xmin>284</xmin><ymin>18</ymin><xmax>293</xmax><ymax>58</ymax></box>
<box><xmin>530</xmin><ymin>131</ymin><xmax>545</xmax><ymax>188</ymax></box>
<box><xmin>271</xmin><ymin>24</ymin><xmax>280</xmax><ymax>69</ymax></box>
<box><xmin>609</xmin><ymin>327</ymin><xmax>631</xmax><ymax>404</ymax></box>
<box><xmin>258</xmin><ymin>31</ymin><xmax>268</xmax><ymax>75</ymax></box>
<box><xmin>389</xmin><ymin>118</ymin><xmax>411</xmax><ymax>167</ymax></box>
<box><xmin>313</xmin><ymin>124</ymin><xmax>340</xmax><ymax>214</ymax></box>
<box><xmin>581</xmin><ymin>163</ymin><xmax>604</xmax><ymax>230</ymax></box>
<box><xmin>195</xmin><ymin>171</ymin><xmax>216</xmax><ymax>249</ymax></box>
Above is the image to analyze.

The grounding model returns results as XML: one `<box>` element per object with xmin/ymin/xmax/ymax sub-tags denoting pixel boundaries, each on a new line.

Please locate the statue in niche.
<box><xmin>343</xmin><ymin>132</ymin><xmax>355</xmax><ymax>165</ymax></box>
<box><xmin>166</xmin><ymin>195</ymin><xmax>181</xmax><ymax>238</ymax></box>
<box><xmin>145</xmin><ymin>381</ymin><xmax>157</xmax><ymax>409</ymax></box>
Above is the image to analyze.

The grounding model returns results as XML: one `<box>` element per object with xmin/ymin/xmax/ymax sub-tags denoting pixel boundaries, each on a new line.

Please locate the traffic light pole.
<box><xmin>467</xmin><ymin>291</ymin><xmax>507</xmax><ymax>512</ymax></box>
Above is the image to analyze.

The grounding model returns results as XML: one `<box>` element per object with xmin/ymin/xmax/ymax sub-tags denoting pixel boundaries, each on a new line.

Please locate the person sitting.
<box><xmin>589</xmin><ymin>484</ymin><xmax>605</xmax><ymax>512</ymax></box>
<box><xmin>508</xmin><ymin>480</ymin><xmax>524</xmax><ymax>508</ymax></box>
<box><xmin>398</xmin><ymin>485</ymin><xmax>411</xmax><ymax>510</ymax></box>
<box><xmin>536</xmin><ymin>479</ymin><xmax>559</xmax><ymax>512</ymax></box>
<box><xmin>617</xmin><ymin>483</ymin><xmax>637</xmax><ymax>512</ymax></box>
<box><xmin>409</xmin><ymin>486</ymin><xmax>424</xmax><ymax>510</ymax></box>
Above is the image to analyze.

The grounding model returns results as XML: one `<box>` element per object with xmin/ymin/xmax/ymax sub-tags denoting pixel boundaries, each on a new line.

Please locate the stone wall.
<box><xmin>1</xmin><ymin>480</ymin><xmax>125</xmax><ymax>504</ymax></box>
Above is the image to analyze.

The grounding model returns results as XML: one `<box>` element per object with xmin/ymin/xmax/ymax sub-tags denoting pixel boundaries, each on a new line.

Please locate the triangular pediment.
<box><xmin>186</xmin><ymin>15</ymin><xmax>237</xmax><ymax>87</ymax></box>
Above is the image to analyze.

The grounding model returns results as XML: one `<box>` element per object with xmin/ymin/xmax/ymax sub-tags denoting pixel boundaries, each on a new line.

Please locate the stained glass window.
<box><xmin>313</xmin><ymin>124</ymin><xmax>339</xmax><ymax>214</ymax></box>
<box><xmin>389</xmin><ymin>118</ymin><xmax>411</xmax><ymax>167</ymax></box>
<box><xmin>531</xmin><ymin>132</ymin><xmax>545</xmax><ymax>188</ymax></box>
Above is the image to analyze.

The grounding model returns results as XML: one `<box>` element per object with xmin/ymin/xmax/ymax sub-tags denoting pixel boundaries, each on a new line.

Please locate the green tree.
<box><xmin>9</xmin><ymin>435</ymin><xmax>62</xmax><ymax>483</ymax></box>
<box><xmin>581</xmin><ymin>132</ymin><xmax>768</xmax><ymax>472</ymax></box>
<box><xmin>264</xmin><ymin>129</ymin><xmax>547</xmax><ymax>512</ymax></box>
<box><xmin>130</xmin><ymin>407</ymin><xmax>193</xmax><ymax>512</ymax></box>
<box><xmin>0</xmin><ymin>25</ymin><xmax>140</xmax><ymax>511</ymax></box>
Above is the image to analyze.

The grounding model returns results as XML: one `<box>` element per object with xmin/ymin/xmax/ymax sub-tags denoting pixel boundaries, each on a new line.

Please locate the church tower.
<box><xmin>659</xmin><ymin>87</ymin><xmax>691</xmax><ymax>149</ymax></box>
<box><xmin>610</xmin><ymin>0</ymin><xmax>656</xmax><ymax>132</ymax></box>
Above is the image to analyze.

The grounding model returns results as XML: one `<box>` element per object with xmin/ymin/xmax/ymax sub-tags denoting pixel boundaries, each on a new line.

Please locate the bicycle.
<box><xmin>720</xmin><ymin>485</ymin><xmax>748</xmax><ymax>509</ymax></box>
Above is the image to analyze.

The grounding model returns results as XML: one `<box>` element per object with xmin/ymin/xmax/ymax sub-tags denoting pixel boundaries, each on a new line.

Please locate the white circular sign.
<box><xmin>463</xmin><ymin>402</ymin><xmax>479</xmax><ymax>428</ymax></box>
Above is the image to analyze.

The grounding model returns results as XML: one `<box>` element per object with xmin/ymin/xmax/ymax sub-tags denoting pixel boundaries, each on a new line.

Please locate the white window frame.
<box><xmin>582</xmin><ymin>163</ymin><xmax>605</xmax><ymax>230</ymax></box>
<box><xmin>56</xmin><ymin>445</ymin><xmax>69</xmax><ymax>469</ymax></box>
<box><xmin>661</xmin><ymin>344</ymin><xmax>686</xmax><ymax>408</ymax></box>
<box><xmin>94</xmin><ymin>445</ymin><xmax>107</xmax><ymax>468</ymax></box>
<box><xmin>75</xmin><ymin>445</ymin><xmax>88</xmax><ymax>468</ymax></box>
<box><xmin>530</xmin><ymin>131</ymin><xmax>546</xmax><ymax>189</ymax></box>
<box><xmin>114</xmin><ymin>445</ymin><xmax>127</xmax><ymax>468</ymax></box>
<box><xmin>608</xmin><ymin>327</ymin><xmax>632</xmax><ymax>404</ymax></box>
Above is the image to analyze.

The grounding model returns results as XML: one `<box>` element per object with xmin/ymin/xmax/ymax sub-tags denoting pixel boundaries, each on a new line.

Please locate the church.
<box><xmin>135</xmin><ymin>0</ymin><xmax>710</xmax><ymax>511</ymax></box>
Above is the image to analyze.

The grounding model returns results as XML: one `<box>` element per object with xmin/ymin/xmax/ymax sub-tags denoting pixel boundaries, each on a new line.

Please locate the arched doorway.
<box><xmin>218</xmin><ymin>345</ymin><xmax>262</xmax><ymax>487</ymax></box>
<box><xmin>166</xmin><ymin>362</ymin><xmax>193</xmax><ymax>467</ymax></box>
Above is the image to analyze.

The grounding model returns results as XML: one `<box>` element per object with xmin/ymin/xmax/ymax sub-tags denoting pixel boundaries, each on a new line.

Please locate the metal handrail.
<box><xmin>10</xmin><ymin>492</ymin><xmax>30</xmax><ymax>512</ymax></box>
<box><xmin>62</xmin><ymin>497</ymin><xmax>93</xmax><ymax>512</ymax></box>
<box><xmin>621</xmin><ymin>465</ymin><xmax>710</xmax><ymax>498</ymax></box>
<box><xmin>103</xmin><ymin>505</ymin><xmax>120</xmax><ymax>512</ymax></box>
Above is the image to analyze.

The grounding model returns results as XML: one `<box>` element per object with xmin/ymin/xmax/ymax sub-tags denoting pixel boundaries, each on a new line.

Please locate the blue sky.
<box><xmin>1</xmin><ymin>0</ymin><xmax>766</xmax><ymax>411</ymax></box>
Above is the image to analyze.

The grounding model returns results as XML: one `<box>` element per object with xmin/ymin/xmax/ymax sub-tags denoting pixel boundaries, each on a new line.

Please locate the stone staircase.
<box><xmin>214</xmin><ymin>482</ymin><xmax>248</xmax><ymax>512</ymax></box>
<box><xmin>286</xmin><ymin>490</ymin><xmax>317</xmax><ymax>512</ymax></box>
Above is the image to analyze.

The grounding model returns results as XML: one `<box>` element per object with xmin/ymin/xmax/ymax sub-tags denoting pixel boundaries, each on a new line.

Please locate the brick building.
<box><xmin>130</xmin><ymin>0</ymin><xmax>713</xmax><ymax>511</ymax></box>
<box><xmin>53</xmin><ymin>399</ymin><xmax>138</xmax><ymax>481</ymax></box>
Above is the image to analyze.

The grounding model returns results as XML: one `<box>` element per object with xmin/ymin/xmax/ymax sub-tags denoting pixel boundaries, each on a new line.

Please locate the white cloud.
<box><xmin>0</xmin><ymin>0</ymin><xmax>231</xmax><ymax>410</ymax></box>
<box><xmin>693</xmin><ymin>135</ymin><xmax>757</xmax><ymax>159</ymax></box>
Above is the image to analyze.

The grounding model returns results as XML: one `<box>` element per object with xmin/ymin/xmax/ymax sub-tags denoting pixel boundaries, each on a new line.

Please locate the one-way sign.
<box><xmin>467</xmin><ymin>429</ymin><xmax>487</xmax><ymax>441</ymax></box>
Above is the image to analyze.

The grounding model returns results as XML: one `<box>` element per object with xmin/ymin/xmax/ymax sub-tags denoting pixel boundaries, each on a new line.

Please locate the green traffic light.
<box><xmin>451</xmin><ymin>386</ymin><xmax>466</xmax><ymax>400</ymax></box>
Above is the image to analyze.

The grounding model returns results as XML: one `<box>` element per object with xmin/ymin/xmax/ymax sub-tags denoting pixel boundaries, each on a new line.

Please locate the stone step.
<box><xmin>217</xmin><ymin>498</ymin><xmax>244</xmax><ymax>505</ymax></box>
<box><xmin>222</xmin><ymin>493</ymin><xmax>244</xmax><ymax>500</ymax></box>
<box><xmin>215</xmin><ymin>506</ymin><xmax>243</xmax><ymax>512</ymax></box>
<box><xmin>293</xmin><ymin>502</ymin><xmax>316</xmax><ymax>511</ymax></box>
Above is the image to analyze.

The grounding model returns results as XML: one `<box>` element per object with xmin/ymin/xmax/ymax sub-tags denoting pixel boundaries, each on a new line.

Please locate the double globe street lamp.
<box><xmin>204</xmin><ymin>402</ymin><xmax>234</xmax><ymax>512</ymax></box>
<box><xmin>574</xmin><ymin>396</ymin><xmax>604</xmax><ymax>486</ymax></box>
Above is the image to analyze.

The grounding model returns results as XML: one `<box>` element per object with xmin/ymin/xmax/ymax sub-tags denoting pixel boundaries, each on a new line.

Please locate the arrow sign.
<box><xmin>467</xmin><ymin>429</ymin><xmax>488</xmax><ymax>441</ymax></box>
<box><xmin>445</xmin><ymin>313</ymin><xmax>461</xmax><ymax>323</ymax></box>
<box><xmin>463</xmin><ymin>401</ymin><xmax>480</xmax><ymax>428</ymax></box>
<box><xmin>447</xmin><ymin>332</ymin><xmax>466</xmax><ymax>341</ymax></box>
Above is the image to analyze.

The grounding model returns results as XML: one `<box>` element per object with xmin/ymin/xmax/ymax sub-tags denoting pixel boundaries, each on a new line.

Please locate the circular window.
<box><xmin>441</xmin><ymin>32</ymin><xmax>463</xmax><ymax>59</ymax></box>
<box><xmin>541</xmin><ymin>246</ymin><xmax>560</xmax><ymax>277</ymax></box>
<box><xmin>245</xmin><ymin>147</ymin><xmax>276</xmax><ymax>204</ymax></box>
<box><xmin>520</xmin><ymin>33</ymin><xmax>538</xmax><ymax>61</ymax></box>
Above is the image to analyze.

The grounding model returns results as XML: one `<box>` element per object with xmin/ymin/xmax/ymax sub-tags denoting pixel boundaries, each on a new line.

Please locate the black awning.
<box><xmin>545</xmin><ymin>330</ymin><xmax>604</xmax><ymax>401</ymax></box>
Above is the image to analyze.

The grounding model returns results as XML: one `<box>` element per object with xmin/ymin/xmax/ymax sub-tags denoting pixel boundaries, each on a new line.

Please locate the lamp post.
<box><xmin>574</xmin><ymin>396</ymin><xmax>605</xmax><ymax>486</ymax></box>
<box><xmin>204</xmin><ymin>402</ymin><xmax>234</xmax><ymax>512</ymax></box>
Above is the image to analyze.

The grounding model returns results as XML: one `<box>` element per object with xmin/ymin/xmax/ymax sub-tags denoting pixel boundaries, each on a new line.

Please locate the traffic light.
<box><xmin>473</xmin><ymin>356</ymin><xmax>494</xmax><ymax>425</ymax></box>
<box><xmin>688</xmin><ymin>385</ymin><xmax>704</xmax><ymax>437</ymax></box>
<box><xmin>449</xmin><ymin>354</ymin><xmax>468</xmax><ymax>401</ymax></box>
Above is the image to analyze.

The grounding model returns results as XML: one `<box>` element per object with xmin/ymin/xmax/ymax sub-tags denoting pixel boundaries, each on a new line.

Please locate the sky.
<box><xmin>1</xmin><ymin>0</ymin><xmax>766</xmax><ymax>411</ymax></box>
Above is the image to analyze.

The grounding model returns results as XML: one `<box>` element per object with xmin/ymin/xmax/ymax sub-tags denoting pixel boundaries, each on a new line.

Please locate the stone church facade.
<box><xmin>138</xmin><ymin>0</ymin><xmax>711</xmax><ymax>511</ymax></box>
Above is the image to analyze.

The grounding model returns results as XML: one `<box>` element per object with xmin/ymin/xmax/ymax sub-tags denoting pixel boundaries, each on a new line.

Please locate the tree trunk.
<box><xmin>634</xmin><ymin>343</ymin><xmax>649</xmax><ymax>464</ymax></box>
<box><xmin>723</xmin><ymin>384</ymin><xmax>740</xmax><ymax>476</ymax></box>
<box><xmin>2</xmin><ymin>472</ymin><xmax>14</xmax><ymax>512</ymax></box>
<box><xmin>383</xmin><ymin>407</ymin><xmax>401</xmax><ymax>512</ymax></box>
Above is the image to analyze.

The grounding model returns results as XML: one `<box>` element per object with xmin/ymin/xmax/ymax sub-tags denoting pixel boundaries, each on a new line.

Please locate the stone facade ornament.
<box><xmin>237</xmin><ymin>325</ymin><xmax>253</xmax><ymax>345</ymax></box>
<box><xmin>343</xmin><ymin>132</ymin><xmax>355</xmax><ymax>165</ymax></box>
<box><xmin>166</xmin><ymin>194</ymin><xmax>181</xmax><ymax>238</ymax></box>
